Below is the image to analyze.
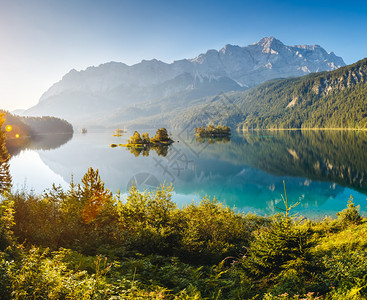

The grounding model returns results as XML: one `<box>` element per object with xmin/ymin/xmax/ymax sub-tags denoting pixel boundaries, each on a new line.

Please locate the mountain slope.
<box><xmin>24</xmin><ymin>37</ymin><xmax>344</xmax><ymax>126</ymax></box>
<box><xmin>164</xmin><ymin>58</ymin><xmax>367</xmax><ymax>130</ymax></box>
<box><xmin>237</xmin><ymin>57</ymin><xmax>367</xmax><ymax>129</ymax></box>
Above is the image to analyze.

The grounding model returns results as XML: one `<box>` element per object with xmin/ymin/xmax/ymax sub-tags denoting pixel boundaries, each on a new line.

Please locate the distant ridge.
<box><xmin>24</xmin><ymin>37</ymin><xmax>345</xmax><ymax>126</ymax></box>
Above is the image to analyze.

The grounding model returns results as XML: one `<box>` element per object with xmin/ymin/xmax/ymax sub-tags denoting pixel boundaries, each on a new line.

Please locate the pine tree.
<box><xmin>245</xmin><ymin>181</ymin><xmax>315</xmax><ymax>287</ymax></box>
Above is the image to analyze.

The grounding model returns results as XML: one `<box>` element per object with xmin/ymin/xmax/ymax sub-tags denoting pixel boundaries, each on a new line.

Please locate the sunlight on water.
<box><xmin>9</xmin><ymin>150</ymin><xmax>68</xmax><ymax>192</ymax></box>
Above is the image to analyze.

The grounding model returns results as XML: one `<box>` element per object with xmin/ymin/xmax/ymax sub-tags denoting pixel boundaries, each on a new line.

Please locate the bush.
<box><xmin>117</xmin><ymin>185</ymin><xmax>181</xmax><ymax>256</ymax></box>
<box><xmin>7</xmin><ymin>248</ymin><xmax>126</xmax><ymax>299</ymax></box>
<box><xmin>179</xmin><ymin>197</ymin><xmax>251</xmax><ymax>264</ymax></box>
<box><xmin>0</xmin><ymin>253</ymin><xmax>12</xmax><ymax>300</ymax></box>
<box><xmin>336</xmin><ymin>196</ymin><xmax>362</xmax><ymax>228</ymax></box>
<box><xmin>321</xmin><ymin>249</ymin><xmax>367</xmax><ymax>297</ymax></box>
<box><xmin>0</xmin><ymin>198</ymin><xmax>15</xmax><ymax>252</ymax></box>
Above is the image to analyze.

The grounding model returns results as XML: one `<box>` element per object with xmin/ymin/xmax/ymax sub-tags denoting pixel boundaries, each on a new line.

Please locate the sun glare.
<box><xmin>5</xmin><ymin>125</ymin><xmax>12</xmax><ymax>132</ymax></box>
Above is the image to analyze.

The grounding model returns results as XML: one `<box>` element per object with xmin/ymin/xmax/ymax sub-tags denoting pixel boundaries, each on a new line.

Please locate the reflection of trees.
<box><xmin>195</xmin><ymin>136</ymin><xmax>231</xmax><ymax>144</ymax></box>
<box><xmin>236</xmin><ymin>130</ymin><xmax>367</xmax><ymax>193</ymax></box>
<box><xmin>0</xmin><ymin>113</ymin><xmax>11</xmax><ymax>192</ymax></box>
<box><xmin>6</xmin><ymin>133</ymin><xmax>73</xmax><ymax>156</ymax></box>
<box><xmin>128</xmin><ymin>145</ymin><xmax>169</xmax><ymax>157</ymax></box>
<box><xmin>190</xmin><ymin>130</ymin><xmax>367</xmax><ymax>193</ymax></box>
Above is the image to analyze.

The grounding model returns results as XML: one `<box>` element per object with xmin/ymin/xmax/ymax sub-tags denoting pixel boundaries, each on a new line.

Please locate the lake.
<box><xmin>9</xmin><ymin>129</ymin><xmax>367</xmax><ymax>218</ymax></box>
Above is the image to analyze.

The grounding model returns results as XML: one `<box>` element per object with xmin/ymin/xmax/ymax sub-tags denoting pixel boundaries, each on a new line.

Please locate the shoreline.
<box><xmin>239</xmin><ymin>127</ymin><xmax>367</xmax><ymax>132</ymax></box>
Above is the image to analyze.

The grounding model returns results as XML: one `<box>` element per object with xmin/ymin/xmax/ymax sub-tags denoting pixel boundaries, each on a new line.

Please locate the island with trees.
<box><xmin>195</xmin><ymin>124</ymin><xmax>231</xmax><ymax>137</ymax></box>
<box><xmin>123</xmin><ymin>128</ymin><xmax>173</xmax><ymax>147</ymax></box>
<box><xmin>110</xmin><ymin>128</ymin><xmax>173</xmax><ymax>156</ymax></box>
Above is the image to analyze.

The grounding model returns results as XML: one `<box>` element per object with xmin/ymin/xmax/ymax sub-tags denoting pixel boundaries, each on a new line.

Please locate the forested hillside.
<box><xmin>166</xmin><ymin>58</ymin><xmax>367</xmax><ymax>130</ymax></box>
<box><xmin>0</xmin><ymin>110</ymin><xmax>73</xmax><ymax>155</ymax></box>
<box><xmin>0</xmin><ymin>110</ymin><xmax>73</xmax><ymax>137</ymax></box>
<box><xmin>237</xmin><ymin>58</ymin><xmax>367</xmax><ymax>129</ymax></box>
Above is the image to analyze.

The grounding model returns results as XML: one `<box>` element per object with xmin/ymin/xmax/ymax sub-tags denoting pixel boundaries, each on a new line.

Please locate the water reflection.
<box><xmin>194</xmin><ymin>136</ymin><xmax>231</xmax><ymax>144</ymax></box>
<box><xmin>6</xmin><ymin>132</ymin><xmax>73</xmax><ymax>156</ymax></box>
<box><xmin>9</xmin><ymin>130</ymin><xmax>367</xmax><ymax>217</ymax></box>
<box><xmin>198</xmin><ymin>130</ymin><xmax>367</xmax><ymax>193</ymax></box>
<box><xmin>125</xmin><ymin>145</ymin><xmax>169</xmax><ymax>157</ymax></box>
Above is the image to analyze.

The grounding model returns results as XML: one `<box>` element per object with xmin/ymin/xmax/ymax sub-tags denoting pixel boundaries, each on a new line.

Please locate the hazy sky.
<box><xmin>1</xmin><ymin>0</ymin><xmax>367</xmax><ymax>111</ymax></box>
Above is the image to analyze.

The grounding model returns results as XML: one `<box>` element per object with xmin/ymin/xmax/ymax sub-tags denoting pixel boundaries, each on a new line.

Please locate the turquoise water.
<box><xmin>9</xmin><ymin>130</ymin><xmax>367</xmax><ymax>218</ymax></box>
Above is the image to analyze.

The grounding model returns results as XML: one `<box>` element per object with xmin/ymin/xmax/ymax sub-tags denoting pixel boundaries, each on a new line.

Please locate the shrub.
<box><xmin>336</xmin><ymin>196</ymin><xmax>362</xmax><ymax>228</ymax></box>
<box><xmin>118</xmin><ymin>185</ymin><xmax>182</xmax><ymax>256</ymax></box>
<box><xmin>179</xmin><ymin>197</ymin><xmax>251</xmax><ymax>264</ymax></box>
<box><xmin>0</xmin><ymin>198</ymin><xmax>15</xmax><ymax>251</ymax></box>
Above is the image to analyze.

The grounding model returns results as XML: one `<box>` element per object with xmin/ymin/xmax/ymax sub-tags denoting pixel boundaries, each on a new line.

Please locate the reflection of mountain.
<box><xmin>31</xmin><ymin>131</ymin><xmax>358</xmax><ymax>216</ymax></box>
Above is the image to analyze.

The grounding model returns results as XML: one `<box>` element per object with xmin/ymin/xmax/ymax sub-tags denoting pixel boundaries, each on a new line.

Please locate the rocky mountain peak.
<box><xmin>252</xmin><ymin>36</ymin><xmax>285</xmax><ymax>52</ymax></box>
<box><xmin>26</xmin><ymin>37</ymin><xmax>346</xmax><ymax>125</ymax></box>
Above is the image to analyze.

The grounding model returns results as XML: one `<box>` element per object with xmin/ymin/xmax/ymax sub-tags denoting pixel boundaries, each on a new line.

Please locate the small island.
<box><xmin>109</xmin><ymin>128</ymin><xmax>173</xmax><ymax>157</ymax></box>
<box><xmin>110</xmin><ymin>128</ymin><xmax>174</xmax><ymax>153</ymax></box>
<box><xmin>195</xmin><ymin>124</ymin><xmax>231</xmax><ymax>137</ymax></box>
<box><xmin>112</xmin><ymin>128</ymin><xmax>124</xmax><ymax>137</ymax></box>
<box><xmin>126</xmin><ymin>128</ymin><xmax>173</xmax><ymax>147</ymax></box>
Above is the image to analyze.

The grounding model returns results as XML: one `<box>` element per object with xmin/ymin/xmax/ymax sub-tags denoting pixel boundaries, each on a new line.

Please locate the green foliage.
<box><xmin>127</xmin><ymin>128</ymin><xmax>172</xmax><ymax>145</ymax></box>
<box><xmin>336</xmin><ymin>196</ymin><xmax>362</xmax><ymax>227</ymax></box>
<box><xmin>263</xmin><ymin>292</ymin><xmax>322</xmax><ymax>300</ymax></box>
<box><xmin>124</xmin><ymin>128</ymin><xmax>172</xmax><ymax>157</ymax></box>
<box><xmin>246</xmin><ymin>215</ymin><xmax>315</xmax><ymax>279</ymax></box>
<box><xmin>0</xmin><ymin>252</ymin><xmax>13</xmax><ymax>300</ymax></box>
<box><xmin>152</xmin><ymin>128</ymin><xmax>170</xmax><ymax>142</ymax></box>
<box><xmin>178</xmin><ymin>58</ymin><xmax>367</xmax><ymax>131</ymax></box>
<box><xmin>141</xmin><ymin>132</ymin><xmax>150</xmax><ymax>144</ymax></box>
<box><xmin>245</xmin><ymin>185</ymin><xmax>318</xmax><ymax>296</ymax></box>
<box><xmin>7</xmin><ymin>247</ymin><xmax>124</xmax><ymax>299</ymax></box>
<box><xmin>195</xmin><ymin>124</ymin><xmax>231</xmax><ymax>137</ymax></box>
<box><xmin>118</xmin><ymin>189</ymin><xmax>254</xmax><ymax>264</ymax></box>
<box><xmin>11</xmin><ymin>168</ymin><xmax>121</xmax><ymax>254</ymax></box>
<box><xmin>0</xmin><ymin>199</ymin><xmax>15</xmax><ymax>252</ymax></box>
<box><xmin>21</xmin><ymin>115</ymin><xmax>73</xmax><ymax>135</ymax></box>
<box><xmin>179</xmin><ymin>197</ymin><xmax>250</xmax><ymax>264</ymax></box>
<box><xmin>3</xmin><ymin>168</ymin><xmax>367</xmax><ymax>298</ymax></box>
<box><xmin>320</xmin><ymin>249</ymin><xmax>367</xmax><ymax>298</ymax></box>
<box><xmin>1</xmin><ymin>110</ymin><xmax>73</xmax><ymax>157</ymax></box>
<box><xmin>118</xmin><ymin>185</ymin><xmax>181</xmax><ymax>255</ymax></box>
<box><xmin>128</xmin><ymin>131</ymin><xmax>143</xmax><ymax>144</ymax></box>
<box><xmin>235</xmin><ymin>58</ymin><xmax>367</xmax><ymax>130</ymax></box>
<box><xmin>0</xmin><ymin>110</ymin><xmax>73</xmax><ymax>137</ymax></box>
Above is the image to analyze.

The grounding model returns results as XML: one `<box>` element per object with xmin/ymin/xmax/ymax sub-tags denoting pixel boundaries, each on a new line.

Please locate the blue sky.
<box><xmin>1</xmin><ymin>0</ymin><xmax>367</xmax><ymax>111</ymax></box>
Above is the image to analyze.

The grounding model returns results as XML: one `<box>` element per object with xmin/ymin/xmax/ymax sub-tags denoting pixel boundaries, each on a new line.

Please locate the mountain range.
<box><xmin>160</xmin><ymin>57</ymin><xmax>367</xmax><ymax>130</ymax></box>
<box><xmin>24</xmin><ymin>37</ymin><xmax>345</xmax><ymax>127</ymax></box>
